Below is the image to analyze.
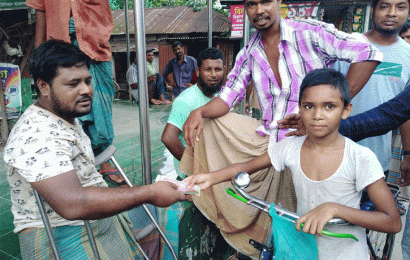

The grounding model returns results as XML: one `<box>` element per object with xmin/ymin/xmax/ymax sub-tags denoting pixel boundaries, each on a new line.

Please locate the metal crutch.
<box><xmin>34</xmin><ymin>194</ymin><xmax>101</xmax><ymax>260</ymax></box>
<box><xmin>34</xmin><ymin>196</ymin><xmax>102</xmax><ymax>260</ymax></box>
<box><xmin>95</xmin><ymin>145</ymin><xmax>179</xmax><ymax>260</ymax></box>
<box><xmin>34</xmin><ymin>145</ymin><xmax>101</xmax><ymax>260</ymax></box>
<box><xmin>33</xmin><ymin>190</ymin><xmax>62</xmax><ymax>260</ymax></box>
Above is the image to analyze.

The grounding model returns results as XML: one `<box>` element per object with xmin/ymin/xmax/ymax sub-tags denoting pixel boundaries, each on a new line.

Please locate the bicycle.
<box><xmin>228</xmin><ymin>172</ymin><xmax>406</xmax><ymax>260</ymax></box>
<box><xmin>361</xmin><ymin>183</ymin><xmax>406</xmax><ymax>260</ymax></box>
<box><xmin>227</xmin><ymin>172</ymin><xmax>356</xmax><ymax>260</ymax></box>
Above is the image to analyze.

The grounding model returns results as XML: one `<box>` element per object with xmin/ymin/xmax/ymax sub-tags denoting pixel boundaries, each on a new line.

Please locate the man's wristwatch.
<box><xmin>403</xmin><ymin>151</ymin><xmax>410</xmax><ymax>156</ymax></box>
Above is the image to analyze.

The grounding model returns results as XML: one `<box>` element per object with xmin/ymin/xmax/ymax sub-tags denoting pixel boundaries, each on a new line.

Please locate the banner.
<box><xmin>0</xmin><ymin>0</ymin><xmax>26</xmax><ymax>10</ymax></box>
<box><xmin>280</xmin><ymin>2</ymin><xmax>321</xmax><ymax>20</ymax></box>
<box><xmin>230</xmin><ymin>5</ymin><xmax>244</xmax><ymax>38</ymax></box>
<box><xmin>0</xmin><ymin>63</ymin><xmax>21</xmax><ymax>119</ymax></box>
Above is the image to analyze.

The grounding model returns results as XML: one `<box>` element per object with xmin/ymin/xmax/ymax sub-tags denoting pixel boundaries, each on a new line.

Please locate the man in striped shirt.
<box><xmin>184</xmin><ymin>1</ymin><xmax>382</xmax><ymax>145</ymax></box>
<box><xmin>179</xmin><ymin>0</ymin><xmax>383</xmax><ymax>257</ymax></box>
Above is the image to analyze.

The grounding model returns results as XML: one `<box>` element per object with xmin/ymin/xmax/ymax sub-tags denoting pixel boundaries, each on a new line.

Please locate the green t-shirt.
<box><xmin>167</xmin><ymin>84</ymin><xmax>213</xmax><ymax>172</ymax></box>
<box><xmin>147</xmin><ymin>62</ymin><xmax>156</xmax><ymax>77</ymax></box>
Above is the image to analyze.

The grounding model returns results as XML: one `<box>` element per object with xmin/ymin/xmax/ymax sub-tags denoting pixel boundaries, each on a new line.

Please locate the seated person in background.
<box><xmin>161</xmin><ymin>47</ymin><xmax>225</xmax><ymax>173</ymax></box>
<box><xmin>126</xmin><ymin>50</ymin><xmax>171</xmax><ymax>104</ymax></box>
<box><xmin>3</xmin><ymin>40</ymin><xmax>186</xmax><ymax>259</ymax></box>
<box><xmin>185</xmin><ymin>68</ymin><xmax>401</xmax><ymax>259</ymax></box>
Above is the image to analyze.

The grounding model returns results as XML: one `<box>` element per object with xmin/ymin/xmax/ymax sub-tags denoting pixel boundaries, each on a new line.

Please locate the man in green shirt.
<box><xmin>161</xmin><ymin>48</ymin><xmax>225</xmax><ymax>172</ymax></box>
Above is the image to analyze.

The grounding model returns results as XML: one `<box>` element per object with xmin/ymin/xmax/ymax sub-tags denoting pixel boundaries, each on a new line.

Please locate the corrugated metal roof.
<box><xmin>112</xmin><ymin>6</ymin><xmax>231</xmax><ymax>36</ymax></box>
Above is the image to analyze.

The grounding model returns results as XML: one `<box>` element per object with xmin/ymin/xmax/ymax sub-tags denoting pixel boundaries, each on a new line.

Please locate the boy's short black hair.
<box><xmin>298</xmin><ymin>68</ymin><xmax>350</xmax><ymax>107</ymax></box>
<box><xmin>172</xmin><ymin>41</ymin><xmax>183</xmax><ymax>49</ymax></box>
<box><xmin>197</xmin><ymin>47</ymin><xmax>225</xmax><ymax>68</ymax></box>
<box><xmin>146</xmin><ymin>49</ymin><xmax>155</xmax><ymax>54</ymax></box>
<box><xmin>30</xmin><ymin>40</ymin><xmax>91</xmax><ymax>93</ymax></box>
<box><xmin>400</xmin><ymin>21</ymin><xmax>410</xmax><ymax>36</ymax></box>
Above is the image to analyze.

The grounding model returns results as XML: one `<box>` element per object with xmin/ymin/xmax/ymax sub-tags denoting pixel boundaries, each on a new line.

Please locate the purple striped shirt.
<box><xmin>218</xmin><ymin>18</ymin><xmax>383</xmax><ymax>143</ymax></box>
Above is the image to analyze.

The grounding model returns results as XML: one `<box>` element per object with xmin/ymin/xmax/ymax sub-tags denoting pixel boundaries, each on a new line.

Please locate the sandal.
<box><xmin>100</xmin><ymin>169</ymin><xmax>127</xmax><ymax>186</ymax></box>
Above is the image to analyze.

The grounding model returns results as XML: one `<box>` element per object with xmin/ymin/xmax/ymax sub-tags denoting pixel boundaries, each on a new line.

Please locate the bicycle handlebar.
<box><xmin>231</xmin><ymin>172</ymin><xmax>349</xmax><ymax>225</ymax></box>
<box><xmin>228</xmin><ymin>172</ymin><xmax>359</xmax><ymax>242</ymax></box>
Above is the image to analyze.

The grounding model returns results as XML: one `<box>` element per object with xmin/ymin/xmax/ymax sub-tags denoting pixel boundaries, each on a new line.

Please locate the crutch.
<box><xmin>95</xmin><ymin>145</ymin><xmax>178</xmax><ymax>260</ymax></box>
<box><xmin>34</xmin><ymin>146</ymin><xmax>101</xmax><ymax>260</ymax></box>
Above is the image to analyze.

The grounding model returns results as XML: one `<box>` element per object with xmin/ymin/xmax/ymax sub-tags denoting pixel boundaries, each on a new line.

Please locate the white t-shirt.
<box><xmin>333</xmin><ymin>38</ymin><xmax>410</xmax><ymax>170</ymax></box>
<box><xmin>268</xmin><ymin>136</ymin><xmax>384</xmax><ymax>260</ymax></box>
<box><xmin>4</xmin><ymin>105</ymin><xmax>107</xmax><ymax>233</ymax></box>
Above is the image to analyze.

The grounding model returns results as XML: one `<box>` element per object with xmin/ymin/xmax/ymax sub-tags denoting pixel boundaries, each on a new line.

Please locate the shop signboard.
<box><xmin>0</xmin><ymin>63</ymin><xmax>21</xmax><ymax>119</ymax></box>
<box><xmin>0</xmin><ymin>0</ymin><xmax>26</xmax><ymax>10</ymax></box>
<box><xmin>230</xmin><ymin>5</ymin><xmax>244</xmax><ymax>38</ymax></box>
<box><xmin>280</xmin><ymin>2</ymin><xmax>321</xmax><ymax>20</ymax></box>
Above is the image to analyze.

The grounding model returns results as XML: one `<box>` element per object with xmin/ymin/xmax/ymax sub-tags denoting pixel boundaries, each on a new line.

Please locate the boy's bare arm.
<box><xmin>185</xmin><ymin>152</ymin><xmax>272</xmax><ymax>190</ymax></box>
<box><xmin>296</xmin><ymin>179</ymin><xmax>401</xmax><ymax>235</ymax></box>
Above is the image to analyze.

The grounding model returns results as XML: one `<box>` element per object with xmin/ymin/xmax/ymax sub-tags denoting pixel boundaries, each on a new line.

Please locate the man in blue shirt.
<box><xmin>162</xmin><ymin>41</ymin><xmax>197</xmax><ymax>97</ymax></box>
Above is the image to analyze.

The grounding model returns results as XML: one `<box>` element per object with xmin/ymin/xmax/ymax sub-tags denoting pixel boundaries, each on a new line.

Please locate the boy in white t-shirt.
<box><xmin>185</xmin><ymin>68</ymin><xmax>401</xmax><ymax>259</ymax></box>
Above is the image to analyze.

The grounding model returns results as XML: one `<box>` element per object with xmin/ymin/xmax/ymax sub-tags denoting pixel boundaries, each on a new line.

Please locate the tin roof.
<box><xmin>112</xmin><ymin>6</ymin><xmax>231</xmax><ymax>36</ymax></box>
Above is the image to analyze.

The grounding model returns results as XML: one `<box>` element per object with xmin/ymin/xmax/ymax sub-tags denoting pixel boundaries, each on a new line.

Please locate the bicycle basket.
<box><xmin>269</xmin><ymin>204</ymin><xmax>318</xmax><ymax>260</ymax></box>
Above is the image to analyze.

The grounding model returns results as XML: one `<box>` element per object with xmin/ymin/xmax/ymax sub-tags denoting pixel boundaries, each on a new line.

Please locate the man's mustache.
<box><xmin>77</xmin><ymin>95</ymin><xmax>92</xmax><ymax>103</ymax></box>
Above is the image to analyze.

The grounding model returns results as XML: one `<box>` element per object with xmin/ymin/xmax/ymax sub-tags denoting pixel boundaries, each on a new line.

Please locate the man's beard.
<box><xmin>373</xmin><ymin>22</ymin><xmax>401</xmax><ymax>36</ymax></box>
<box><xmin>50</xmin><ymin>89</ymin><xmax>92</xmax><ymax>119</ymax></box>
<box><xmin>198</xmin><ymin>77</ymin><xmax>223</xmax><ymax>97</ymax></box>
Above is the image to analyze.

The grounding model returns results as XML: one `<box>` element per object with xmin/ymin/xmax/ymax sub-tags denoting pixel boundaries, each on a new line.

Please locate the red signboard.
<box><xmin>230</xmin><ymin>5</ymin><xmax>244</xmax><ymax>38</ymax></box>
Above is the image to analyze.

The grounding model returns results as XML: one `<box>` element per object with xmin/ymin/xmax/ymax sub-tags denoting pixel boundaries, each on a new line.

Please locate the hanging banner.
<box><xmin>230</xmin><ymin>5</ymin><xmax>244</xmax><ymax>38</ymax></box>
<box><xmin>0</xmin><ymin>63</ymin><xmax>21</xmax><ymax>119</ymax></box>
<box><xmin>280</xmin><ymin>2</ymin><xmax>321</xmax><ymax>19</ymax></box>
<box><xmin>0</xmin><ymin>0</ymin><xmax>26</xmax><ymax>10</ymax></box>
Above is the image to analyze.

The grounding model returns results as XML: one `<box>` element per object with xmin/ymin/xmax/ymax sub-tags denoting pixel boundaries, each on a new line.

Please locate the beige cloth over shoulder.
<box><xmin>179</xmin><ymin>112</ymin><xmax>297</xmax><ymax>258</ymax></box>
